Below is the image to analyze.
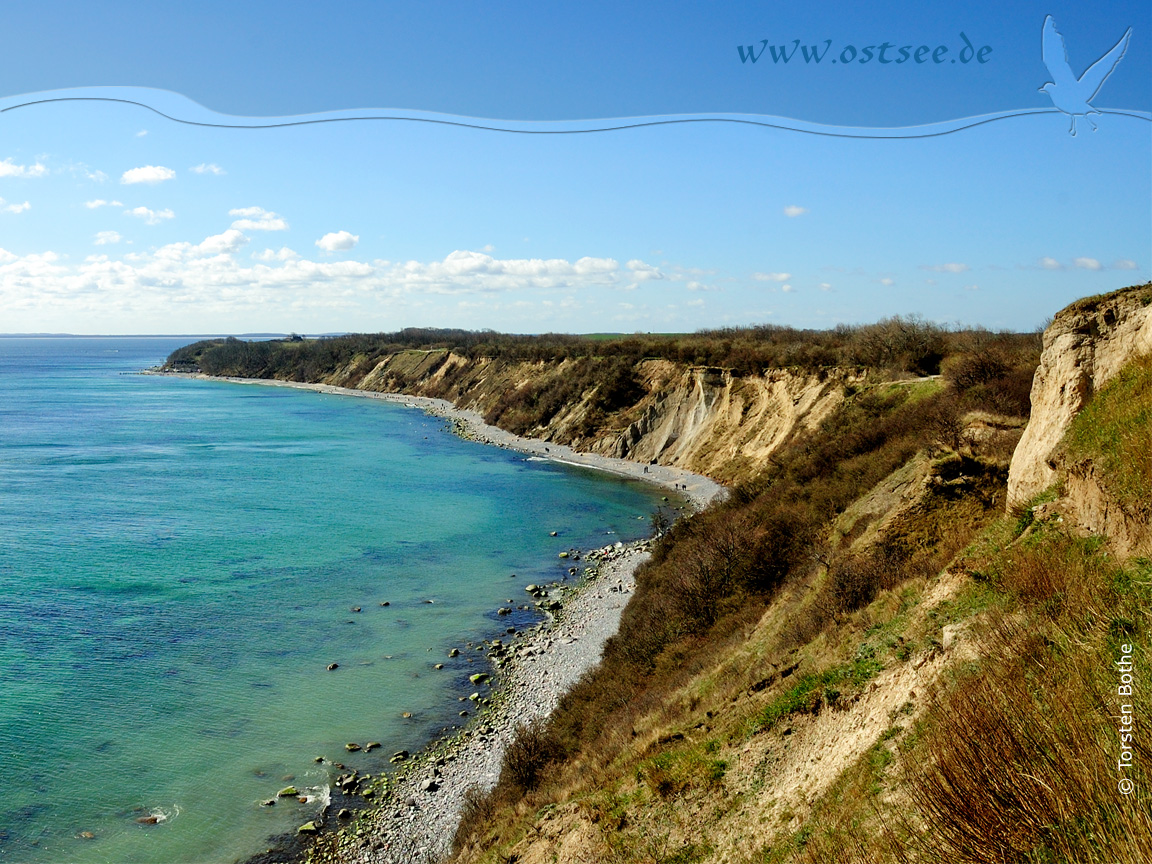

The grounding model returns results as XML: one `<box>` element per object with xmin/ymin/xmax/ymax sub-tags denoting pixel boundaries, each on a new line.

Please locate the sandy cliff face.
<box><xmin>587</xmin><ymin>362</ymin><xmax>849</xmax><ymax>482</ymax></box>
<box><xmin>1006</xmin><ymin>285</ymin><xmax>1152</xmax><ymax>510</ymax></box>
<box><xmin>329</xmin><ymin>351</ymin><xmax>852</xmax><ymax>485</ymax></box>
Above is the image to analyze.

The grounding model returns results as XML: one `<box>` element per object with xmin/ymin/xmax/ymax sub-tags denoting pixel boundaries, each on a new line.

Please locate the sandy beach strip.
<box><xmin>175</xmin><ymin>374</ymin><xmax>727</xmax><ymax>510</ymax></box>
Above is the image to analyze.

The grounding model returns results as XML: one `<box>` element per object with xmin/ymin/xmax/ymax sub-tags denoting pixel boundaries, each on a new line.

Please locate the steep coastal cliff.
<box><xmin>347</xmin><ymin>354</ymin><xmax>849</xmax><ymax>483</ymax></box>
<box><xmin>1008</xmin><ymin>284</ymin><xmax>1152</xmax><ymax>558</ymax></box>
<box><xmin>1007</xmin><ymin>284</ymin><xmax>1152</xmax><ymax>508</ymax></box>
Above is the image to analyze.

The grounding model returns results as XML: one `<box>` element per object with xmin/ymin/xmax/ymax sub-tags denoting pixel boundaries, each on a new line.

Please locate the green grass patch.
<box><xmin>749</xmin><ymin>653</ymin><xmax>884</xmax><ymax>735</ymax></box>
<box><xmin>1061</xmin><ymin>352</ymin><xmax>1152</xmax><ymax>512</ymax></box>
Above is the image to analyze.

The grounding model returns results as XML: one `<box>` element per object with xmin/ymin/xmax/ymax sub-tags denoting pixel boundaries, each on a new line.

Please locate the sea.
<box><xmin>0</xmin><ymin>337</ymin><xmax>670</xmax><ymax>864</ymax></box>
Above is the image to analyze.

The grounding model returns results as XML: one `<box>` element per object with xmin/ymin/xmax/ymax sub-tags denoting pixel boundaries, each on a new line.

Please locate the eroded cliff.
<box><xmin>1007</xmin><ymin>283</ymin><xmax>1152</xmax><ymax>509</ymax></box>
<box><xmin>315</xmin><ymin>351</ymin><xmax>853</xmax><ymax>485</ymax></box>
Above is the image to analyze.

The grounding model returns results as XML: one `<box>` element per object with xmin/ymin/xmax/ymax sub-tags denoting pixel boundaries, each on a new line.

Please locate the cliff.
<box><xmin>308</xmin><ymin>351</ymin><xmax>853</xmax><ymax>485</ymax></box>
<box><xmin>436</xmin><ymin>288</ymin><xmax>1151</xmax><ymax>864</ymax></box>
<box><xmin>1007</xmin><ymin>284</ymin><xmax>1152</xmax><ymax>509</ymax></box>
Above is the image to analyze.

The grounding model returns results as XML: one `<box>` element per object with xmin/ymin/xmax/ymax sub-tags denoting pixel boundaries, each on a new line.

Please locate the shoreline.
<box><xmin>161</xmin><ymin>373</ymin><xmax>727</xmax><ymax>511</ymax></box>
<box><xmin>154</xmin><ymin>372</ymin><xmax>725</xmax><ymax>864</ymax></box>
<box><xmin>305</xmin><ymin>542</ymin><xmax>652</xmax><ymax>864</ymax></box>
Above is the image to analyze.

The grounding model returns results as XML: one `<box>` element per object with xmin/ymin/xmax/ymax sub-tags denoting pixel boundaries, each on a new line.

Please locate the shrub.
<box><xmin>499</xmin><ymin>720</ymin><xmax>565</xmax><ymax>794</ymax></box>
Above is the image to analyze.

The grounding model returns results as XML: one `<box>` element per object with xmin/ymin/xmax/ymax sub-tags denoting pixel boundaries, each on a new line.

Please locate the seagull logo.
<box><xmin>1040</xmin><ymin>15</ymin><xmax>1132</xmax><ymax>135</ymax></box>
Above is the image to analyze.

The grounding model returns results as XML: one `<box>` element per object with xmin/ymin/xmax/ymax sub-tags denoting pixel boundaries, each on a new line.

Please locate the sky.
<box><xmin>0</xmin><ymin>1</ymin><xmax>1149</xmax><ymax>335</ymax></box>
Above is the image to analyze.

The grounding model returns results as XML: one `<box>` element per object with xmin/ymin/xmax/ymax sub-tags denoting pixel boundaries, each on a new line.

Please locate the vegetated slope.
<box><xmin>166</xmin><ymin>319</ymin><xmax>1035</xmax><ymax>485</ymax></box>
<box><xmin>440</xmin><ymin>285</ymin><xmax>1152</xmax><ymax>864</ymax></box>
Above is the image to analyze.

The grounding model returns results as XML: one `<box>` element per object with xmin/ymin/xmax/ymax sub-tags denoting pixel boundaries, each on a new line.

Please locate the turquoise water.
<box><xmin>0</xmin><ymin>338</ymin><xmax>667</xmax><ymax>864</ymax></box>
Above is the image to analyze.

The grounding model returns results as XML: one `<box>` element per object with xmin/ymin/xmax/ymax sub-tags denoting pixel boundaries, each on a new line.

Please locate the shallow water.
<box><xmin>0</xmin><ymin>338</ymin><xmax>668</xmax><ymax>864</ymax></box>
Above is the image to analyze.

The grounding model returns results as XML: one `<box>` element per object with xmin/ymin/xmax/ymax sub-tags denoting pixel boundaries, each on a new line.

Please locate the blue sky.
<box><xmin>0</xmin><ymin>1</ymin><xmax>1148</xmax><ymax>334</ymax></box>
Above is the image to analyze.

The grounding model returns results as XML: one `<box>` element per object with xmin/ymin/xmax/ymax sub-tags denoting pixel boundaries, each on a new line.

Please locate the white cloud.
<box><xmin>1073</xmin><ymin>257</ymin><xmax>1102</xmax><ymax>271</ymax></box>
<box><xmin>753</xmin><ymin>272</ymin><xmax>791</xmax><ymax>282</ymax></box>
<box><xmin>125</xmin><ymin>206</ymin><xmax>175</xmax><ymax>225</ymax></box>
<box><xmin>1</xmin><ymin>199</ymin><xmax>31</xmax><ymax>214</ymax></box>
<box><xmin>783</xmin><ymin>205</ymin><xmax>808</xmax><ymax>218</ymax></box>
<box><xmin>254</xmin><ymin>247</ymin><xmax>300</xmax><ymax>262</ymax></box>
<box><xmin>94</xmin><ymin>231</ymin><xmax>121</xmax><ymax>245</ymax></box>
<box><xmin>1112</xmin><ymin>259</ymin><xmax>1139</xmax><ymax>270</ymax></box>
<box><xmin>229</xmin><ymin>207</ymin><xmax>288</xmax><ymax>231</ymax></box>
<box><xmin>0</xmin><ymin>246</ymin><xmax>653</xmax><ymax>329</ymax></box>
<box><xmin>196</xmin><ymin>229</ymin><xmax>249</xmax><ymax>255</ymax></box>
<box><xmin>191</xmin><ymin>163</ymin><xmax>225</xmax><ymax>175</ymax></box>
<box><xmin>920</xmin><ymin>262</ymin><xmax>970</xmax><ymax>273</ymax></box>
<box><xmin>84</xmin><ymin>199</ymin><xmax>123</xmax><ymax>209</ymax></box>
<box><xmin>1038</xmin><ymin>257</ymin><xmax>1064</xmax><ymax>270</ymax></box>
<box><xmin>964</xmin><ymin>284</ymin><xmax>979</xmax><ymax>291</ymax></box>
<box><xmin>879</xmin><ymin>277</ymin><xmax>895</xmax><ymax>286</ymax></box>
<box><xmin>316</xmin><ymin>230</ymin><xmax>359</xmax><ymax>252</ymax></box>
<box><xmin>121</xmin><ymin>165</ymin><xmax>176</xmax><ymax>185</ymax></box>
<box><xmin>0</xmin><ymin>158</ymin><xmax>48</xmax><ymax>178</ymax></box>
<box><xmin>686</xmin><ymin>298</ymin><xmax>705</xmax><ymax>307</ymax></box>
<box><xmin>136</xmin><ymin>130</ymin><xmax>148</xmax><ymax>138</ymax></box>
<box><xmin>626</xmin><ymin>259</ymin><xmax>664</xmax><ymax>281</ymax></box>
<box><xmin>819</xmin><ymin>282</ymin><xmax>832</xmax><ymax>291</ymax></box>
<box><xmin>780</xmin><ymin>284</ymin><xmax>794</xmax><ymax>292</ymax></box>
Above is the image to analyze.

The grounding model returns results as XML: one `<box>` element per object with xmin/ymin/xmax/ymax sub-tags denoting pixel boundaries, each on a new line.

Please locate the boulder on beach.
<box><xmin>345</xmin><ymin>743</ymin><xmax>361</xmax><ymax>752</ymax></box>
<box><xmin>297</xmin><ymin>821</ymin><xmax>319</xmax><ymax>834</ymax></box>
<box><xmin>277</xmin><ymin>786</ymin><xmax>299</xmax><ymax>797</ymax></box>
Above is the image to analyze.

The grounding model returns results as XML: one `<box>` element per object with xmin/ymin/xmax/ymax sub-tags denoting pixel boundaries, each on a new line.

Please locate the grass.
<box><xmin>1060</xmin><ymin>352</ymin><xmax>1152</xmax><ymax>513</ymax></box>
<box><xmin>748</xmin><ymin>653</ymin><xmax>885</xmax><ymax>736</ymax></box>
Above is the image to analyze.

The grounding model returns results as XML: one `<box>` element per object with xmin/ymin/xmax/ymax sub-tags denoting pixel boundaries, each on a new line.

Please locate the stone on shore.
<box><xmin>277</xmin><ymin>786</ymin><xmax>299</xmax><ymax>797</ymax></box>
